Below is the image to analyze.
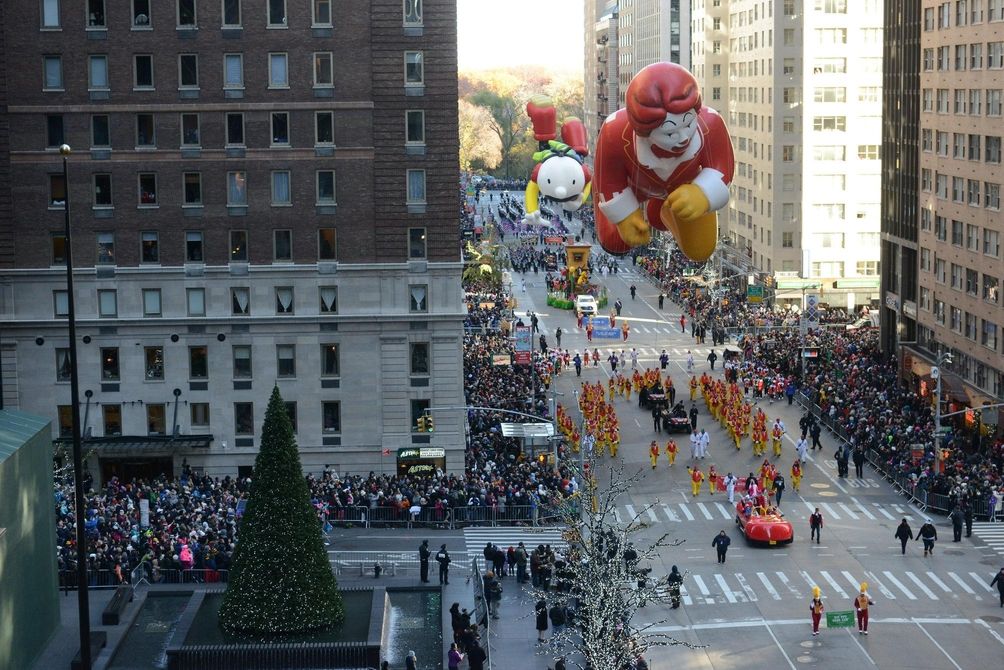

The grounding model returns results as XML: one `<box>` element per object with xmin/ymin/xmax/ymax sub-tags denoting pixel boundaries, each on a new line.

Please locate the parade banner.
<box><xmin>826</xmin><ymin>611</ymin><xmax>854</xmax><ymax>628</ymax></box>
<box><xmin>514</xmin><ymin>325</ymin><xmax>532</xmax><ymax>365</ymax></box>
<box><xmin>593</xmin><ymin>328</ymin><xmax>621</xmax><ymax>339</ymax></box>
<box><xmin>492</xmin><ymin>353</ymin><xmax>511</xmax><ymax>366</ymax></box>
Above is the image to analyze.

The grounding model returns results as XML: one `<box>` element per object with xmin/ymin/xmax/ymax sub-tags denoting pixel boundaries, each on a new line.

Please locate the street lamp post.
<box><xmin>931</xmin><ymin>351</ymin><xmax>952</xmax><ymax>473</ymax></box>
<box><xmin>60</xmin><ymin>145</ymin><xmax>92</xmax><ymax>669</ymax></box>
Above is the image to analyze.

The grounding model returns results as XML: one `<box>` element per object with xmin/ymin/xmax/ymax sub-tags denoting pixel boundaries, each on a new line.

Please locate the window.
<box><xmin>966</xmin><ymin>312</ymin><xmax>979</xmax><ymax>339</ymax></box>
<box><xmin>967</xmin><ymin>268</ymin><xmax>980</xmax><ymax>295</ymax></box>
<box><xmin>989</xmin><ymin>89</ymin><xmax>1003</xmax><ymax>116</ymax></box>
<box><xmin>144</xmin><ymin>346</ymin><xmax>164</xmax><ymax>380</ymax></box>
<box><xmin>229</xmin><ymin>230</ymin><xmax>248</xmax><ymax>261</ymax></box>
<box><xmin>274</xmin><ymin>229</ymin><xmax>292</xmax><ymax>262</ymax></box>
<box><xmin>187</xmin><ymin>287</ymin><xmax>205</xmax><ymax>316</ymax></box>
<box><xmin>97</xmin><ymin>289</ymin><xmax>117</xmax><ymax>317</ymax></box>
<box><xmin>983</xmin><ymin>321</ymin><xmax>999</xmax><ymax>350</ymax></box>
<box><xmin>48</xmin><ymin>174</ymin><xmax>66</xmax><ymax>208</ymax></box>
<box><xmin>231</xmin><ymin>287</ymin><xmax>250</xmax><ymax>315</ymax></box>
<box><xmin>951</xmin><ymin>262</ymin><xmax>964</xmax><ymax>289</ymax></box>
<box><xmin>142</xmin><ymin>288</ymin><xmax>162</xmax><ymax>316</ymax></box>
<box><xmin>404</xmin><ymin>0</ymin><xmax>423</xmax><ymax>25</ymax></box>
<box><xmin>318</xmin><ymin>228</ymin><xmax>337</xmax><ymax>259</ymax></box>
<box><xmin>813</xmin><ymin>87</ymin><xmax>846</xmax><ymax>103</ymax></box>
<box><xmin>232</xmin><ymin>345</ymin><xmax>252</xmax><ymax>378</ymax></box>
<box><xmin>968</xmin><ymin>179</ymin><xmax>981</xmax><ymax>205</ymax></box>
<box><xmin>314</xmin><ymin>52</ymin><xmax>333</xmax><ymax>87</ymax></box>
<box><xmin>54</xmin><ymin>348</ymin><xmax>71</xmax><ymax>383</ymax></box>
<box><xmin>268</xmin><ymin>0</ymin><xmax>286</xmax><ymax>26</ymax></box>
<box><xmin>141</xmin><ymin>231</ymin><xmax>159</xmax><ymax>262</ymax></box>
<box><xmin>228</xmin><ymin>171</ymin><xmax>247</xmax><ymax>206</ymax></box>
<box><xmin>134</xmin><ymin>54</ymin><xmax>154</xmax><ymax>89</ymax></box>
<box><xmin>971</xmin><ymin>88</ymin><xmax>983</xmax><ymax>114</ymax></box>
<box><xmin>223</xmin><ymin>0</ymin><xmax>241</xmax><ymax>26</ymax></box>
<box><xmin>922</xmin><ymin>168</ymin><xmax>933</xmax><ymax>191</ymax></box>
<box><xmin>226</xmin><ymin>113</ymin><xmax>245</xmax><ymax>145</ymax></box>
<box><xmin>179</xmin><ymin>54</ymin><xmax>199</xmax><ymax>88</ymax></box>
<box><xmin>53</xmin><ymin>290</ymin><xmax>68</xmax><ymax>317</ymax></box>
<box><xmin>406</xmin><ymin>110</ymin><xmax>425</xmax><ymax>144</ymax></box>
<box><xmin>270</xmin><ymin>112</ymin><xmax>290</xmax><ymax>145</ymax></box>
<box><xmin>782</xmin><ymin>117</ymin><xmax>795</xmax><ymax>133</ymax></box>
<box><xmin>407</xmin><ymin>169</ymin><xmax>426</xmax><ymax>203</ymax></box>
<box><xmin>411</xmin><ymin>399</ymin><xmax>431</xmax><ymax>432</ymax></box>
<box><xmin>783</xmin><ymin>88</ymin><xmax>800</xmax><ymax>104</ymax></box>
<box><xmin>971</xmin><ymin>43</ymin><xmax>983</xmax><ymax>69</ymax></box>
<box><xmin>191</xmin><ymin>403</ymin><xmax>210</xmax><ymax>429</ymax></box>
<box><xmin>275</xmin><ymin>287</ymin><xmax>294</xmax><ymax>314</ymax></box>
<box><xmin>322</xmin><ymin>401</ymin><xmax>341</xmax><ymax>433</ymax></box>
<box><xmin>986</xmin><ymin>182</ymin><xmax>1001</xmax><ymax>210</ymax></box>
<box><xmin>410</xmin><ymin>342</ymin><xmax>429</xmax><ymax>375</ymax></box>
<box><xmin>138</xmin><ymin>173</ymin><xmax>158</xmax><ymax>205</ymax></box>
<box><xmin>405</xmin><ymin>51</ymin><xmax>424</xmax><ymax>84</ymax></box>
<box><xmin>271</xmin><ymin>171</ymin><xmax>291</xmax><ymax>206</ymax></box>
<box><xmin>277</xmin><ymin>344</ymin><xmax>296</xmax><ymax>377</ymax></box>
<box><xmin>91</xmin><ymin>115</ymin><xmax>110</xmax><ymax>147</ymax></box>
<box><xmin>813</xmin><ymin>146</ymin><xmax>846</xmax><ymax>161</ymax></box>
<box><xmin>188</xmin><ymin>346</ymin><xmax>208</xmax><ymax>379</ymax></box>
<box><xmin>969</xmin><ymin>133</ymin><xmax>981</xmax><ymax>160</ymax></box>
<box><xmin>955</xmin><ymin>89</ymin><xmax>967</xmax><ymax>114</ymax></box>
<box><xmin>815</xmin><ymin>28</ymin><xmax>847</xmax><ymax>45</ymax></box>
<box><xmin>183</xmin><ymin>172</ymin><xmax>202</xmax><ymax>205</ymax></box>
<box><xmin>782</xmin><ymin>232</ymin><xmax>794</xmax><ymax>248</ymax></box>
<box><xmin>180</xmin><ymin>113</ymin><xmax>200</xmax><ymax>147</ymax></box>
<box><xmin>43</xmin><ymin>56</ymin><xmax>63</xmax><ymax>90</ymax></box>
<box><xmin>984</xmin><ymin>275</ymin><xmax>1000</xmax><ymax>303</ymax></box>
<box><xmin>315</xmin><ymin>112</ymin><xmax>334</xmax><ymax>145</ymax></box>
<box><xmin>178</xmin><ymin>0</ymin><xmax>197</xmax><ymax>27</ymax></box>
<box><xmin>101</xmin><ymin>347</ymin><xmax>120</xmax><ymax>381</ymax></box>
<box><xmin>132</xmin><ymin>0</ymin><xmax>151</xmax><ymax>27</ymax></box>
<box><xmin>321</xmin><ymin>344</ymin><xmax>340</xmax><ymax>376</ymax></box>
<box><xmin>313</xmin><ymin>0</ymin><xmax>331</xmax><ymax>26</ymax></box>
<box><xmin>224</xmin><ymin>54</ymin><xmax>244</xmax><ymax>88</ymax></box>
<box><xmin>991</xmin><ymin>41</ymin><xmax>1004</xmax><ymax>69</ymax></box>
<box><xmin>985</xmin><ymin>228</ymin><xmax>1001</xmax><ymax>256</ymax></box>
<box><xmin>103</xmin><ymin>405</ymin><xmax>122</xmax><ymax>436</ymax></box>
<box><xmin>88</xmin><ymin>0</ymin><xmax>107</xmax><ymax>27</ymax></box>
<box><xmin>284</xmin><ymin>402</ymin><xmax>298</xmax><ymax>432</ymax></box>
<box><xmin>921</xmin><ymin>248</ymin><xmax>932</xmax><ymax>272</ymax></box>
<box><xmin>858</xmin><ymin>87</ymin><xmax>880</xmax><ymax>103</ymax></box>
<box><xmin>319</xmin><ymin>286</ymin><xmax>338</xmax><ymax>313</ymax></box>
<box><xmin>96</xmin><ymin>232</ymin><xmax>115</xmax><ymax>263</ymax></box>
<box><xmin>409</xmin><ymin>285</ymin><xmax>428</xmax><ymax>312</ymax></box>
<box><xmin>934</xmin><ymin>298</ymin><xmax>946</xmax><ymax>324</ymax></box>
<box><xmin>956</xmin><ymin>44</ymin><xmax>967</xmax><ymax>70</ymax></box>
<box><xmin>858</xmin><ymin>144</ymin><xmax>880</xmax><ymax>159</ymax></box>
<box><xmin>136</xmin><ymin>114</ymin><xmax>156</xmax><ymax>147</ymax></box>
<box><xmin>316</xmin><ymin>171</ymin><xmax>336</xmax><ymax>204</ymax></box>
<box><xmin>42</xmin><ymin>0</ymin><xmax>61</xmax><ymax>28</ymax></box>
<box><xmin>46</xmin><ymin>115</ymin><xmax>64</xmax><ymax>148</ymax></box>
<box><xmin>813</xmin><ymin>206</ymin><xmax>845</xmax><ymax>222</ymax></box>
<box><xmin>986</xmin><ymin>136</ymin><xmax>1002</xmax><ymax>163</ymax></box>
<box><xmin>924</xmin><ymin>48</ymin><xmax>935</xmax><ymax>71</ymax></box>
<box><xmin>408</xmin><ymin>227</ymin><xmax>427</xmax><ymax>259</ymax></box>
<box><xmin>186</xmin><ymin>231</ymin><xmax>204</xmax><ymax>261</ymax></box>
<box><xmin>812</xmin><ymin>116</ymin><xmax>846</xmax><ymax>131</ymax></box>
<box><xmin>953</xmin><ymin>177</ymin><xmax>966</xmax><ymax>203</ymax></box>
<box><xmin>234</xmin><ymin>403</ymin><xmax>254</xmax><ymax>435</ymax></box>
<box><xmin>57</xmin><ymin>406</ymin><xmax>73</xmax><ymax>438</ymax></box>
<box><xmin>815</xmin><ymin>0</ymin><xmax>848</xmax><ymax>12</ymax></box>
<box><xmin>269</xmin><ymin>53</ymin><xmax>288</xmax><ymax>88</ymax></box>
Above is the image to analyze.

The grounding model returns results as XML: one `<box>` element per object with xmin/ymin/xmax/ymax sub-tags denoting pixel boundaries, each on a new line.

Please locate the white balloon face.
<box><xmin>649</xmin><ymin>110</ymin><xmax>699</xmax><ymax>152</ymax></box>
<box><xmin>537</xmin><ymin>156</ymin><xmax>587</xmax><ymax>202</ymax></box>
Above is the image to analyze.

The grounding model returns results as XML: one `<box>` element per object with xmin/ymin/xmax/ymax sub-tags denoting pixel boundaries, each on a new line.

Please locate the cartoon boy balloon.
<box><xmin>524</xmin><ymin>95</ymin><xmax>592</xmax><ymax>225</ymax></box>
<box><xmin>593</xmin><ymin>62</ymin><xmax>735</xmax><ymax>261</ymax></box>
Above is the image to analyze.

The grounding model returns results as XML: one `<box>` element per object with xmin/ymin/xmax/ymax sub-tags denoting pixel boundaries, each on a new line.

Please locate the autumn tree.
<box><xmin>459</xmin><ymin>99</ymin><xmax>502</xmax><ymax>172</ymax></box>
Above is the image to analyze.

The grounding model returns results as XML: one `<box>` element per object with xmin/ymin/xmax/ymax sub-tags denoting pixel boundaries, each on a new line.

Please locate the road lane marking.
<box><xmin>925</xmin><ymin>571</ymin><xmax>952</xmax><ymax>593</ymax></box>
<box><xmin>838</xmin><ymin>503</ymin><xmax>859</xmax><ymax>520</ymax></box>
<box><xmin>691</xmin><ymin>574</ymin><xmax>715</xmax><ymax>604</ymax></box>
<box><xmin>715</xmin><ymin>502</ymin><xmax>733</xmax><ymax>519</ymax></box>
<box><xmin>798</xmin><ymin>570</ymin><xmax>818</xmax><ymax>593</ymax></box>
<box><xmin>841</xmin><ymin>570</ymin><xmax>862</xmax><ymax>594</ymax></box>
<box><xmin>776</xmin><ymin>571</ymin><xmax>802</xmax><ymax>598</ymax></box>
<box><xmin>846</xmin><ymin>628</ymin><xmax>877</xmax><ymax>666</ymax></box>
<box><xmin>976</xmin><ymin>619</ymin><xmax>1004</xmax><ymax>647</ymax></box>
<box><xmin>820</xmin><ymin>570</ymin><xmax>848</xmax><ymax>599</ymax></box>
<box><xmin>679</xmin><ymin>583</ymin><xmax>694</xmax><ymax>606</ymax></box>
<box><xmin>661</xmin><ymin>504</ymin><xmax>681</xmax><ymax>522</ymax></box>
<box><xmin>757</xmin><ymin>572</ymin><xmax>782</xmax><ymax>600</ymax></box>
<box><xmin>645</xmin><ymin>506</ymin><xmax>659</xmax><ymax>523</ymax></box>
<box><xmin>874</xmin><ymin>505</ymin><xmax>896</xmax><ymax>520</ymax></box>
<box><xmin>904</xmin><ymin>571</ymin><xmax>938</xmax><ymax>600</ymax></box>
<box><xmin>735</xmin><ymin>573</ymin><xmax>758</xmax><ymax>602</ymax></box>
<box><xmin>864</xmin><ymin>571</ymin><xmax>897</xmax><ymax>600</ymax></box>
<box><xmin>764</xmin><ymin>622</ymin><xmax>798</xmax><ymax>670</ymax></box>
<box><xmin>647</xmin><ymin>617</ymin><xmax>975</xmax><ymax>633</ymax></box>
<box><xmin>820</xmin><ymin>503</ymin><xmax>841</xmax><ymax>520</ymax></box>
<box><xmin>678</xmin><ymin>503</ymin><xmax>695</xmax><ymax>521</ymax></box>
<box><xmin>803</xmin><ymin>501</ymin><xmax>817</xmax><ymax>515</ymax></box>
<box><xmin>715</xmin><ymin>573</ymin><xmax>739</xmax><ymax>603</ymax></box>
<box><xmin>882</xmin><ymin>570</ymin><xmax>918</xmax><ymax>599</ymax></box>
<box><xmin>850</xmin><ymin>498</ymin><xmax>877</xmax><ymax>520</ymax></box>
<box><xmin>625</xmin><ymin>504</ymin><xmax>637</xmax><ymax>521</ymax></box>
<box><xmin>613</xmin><ymin>508</ymin><xmax>623</xmax><ymax>524</ymax></box>
<box><xmin>915</xmin><ymin>621</ymin><xmax>962</xmax><ymax>670</ymax></box>
<box><xmin>969</xmin><ymin>572</ymin><xmax>994</xmax><ymax>592</ymax></box>
<box><xmin>946</xmin><ymin>572</ymin><xmax>980</xmax><ymax>599</ymax></box>
<box><xmin>696</xmin><ymin>502</ymin><xmax>715</xmax><ymax>520</ymax></box>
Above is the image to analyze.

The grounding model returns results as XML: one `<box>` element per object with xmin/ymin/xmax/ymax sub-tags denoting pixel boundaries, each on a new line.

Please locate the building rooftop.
<box><xmin>0</xmin><ymin>410</ymin><xmax>51</xmax><ymax>466</ymax></box>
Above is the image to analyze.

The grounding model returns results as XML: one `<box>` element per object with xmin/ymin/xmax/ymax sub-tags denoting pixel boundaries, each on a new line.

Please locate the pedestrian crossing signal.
<box><xmin>426</xmin><ymin>415</ymin><xmax>434</xmax><ymax>432</ymax></box>
<box><xmin>416</xmin><ymin>416</ymin><xmax>427</xmax><ymax>432</ymax></box>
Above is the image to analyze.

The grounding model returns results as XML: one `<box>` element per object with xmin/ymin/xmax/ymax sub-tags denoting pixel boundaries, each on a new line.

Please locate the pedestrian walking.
<box><xmin>689</xmin><ymin>429</ymin><xmax>699</xmax><ymax>459</ymax></box>
<box><xmin>854</xmin><ymin>583</ymin><xmax>874</xmax><ymax>634</ymax></box>
<box><xmin>853</xmin><ymin>447</ymin><xmax>865</xmax><ymax>478</ymax></box>
<box><xmin>699</xmin><ymin>429</ymin><xmax>710</xmax><ymax>459</ymax></box>
<box><xmin>950</xmin><ymin>506</ymin><xmax>964</xmax><ymax>542</ymax></box>
<box><xmin>917</xmin><ymin>518</ymin><xmax>938</xmax><ymax>556</ymax></box>
<box><xmin>659</xmin><ymin>350</ymin><xmax>669</xmax><ymax>369</ymax></box>
<box><xmin>772</xmin><ymin>473</ymin><xmax>786</xmax><ymax>507</ymax></box>
<box><xmin>667</xmin><ymin>565</ymin><xmax>683</xmax><ymax>608</ymax></box>
<box><xmin>658</xmin><ymin>293</ymin><xmax>665</xmax><ymax>309</ymax></box>
<box><xmin>548</xmin><ymin>601</ymin><xmax>567</xmax><ymax>639</ymax></box>
<box><xmin>535</xmin><ymin>599</ymin><xmax>549</xmax><ymax>643</ymax></box>
<box><xmin>614</xmin><ymin>298</ymin><xmax>623</xmax><ymax>315</ymax></box>
<box><xmin>649</xmin><ymin>440</ymin><xmax>660</xmax><ymax>468</ymax></box>
<box><xmin>680</xmin><ymin>314</ymin><xmax>686</xmax><ymax>332</ymax></box>
<box><xmin>810</xmin><ymin>508</ymin><xmax>823</xmax><ymax>544</ymax></box>
<box><xmin>810</xmin><ymin>422</ymin><xmax>823</xmax><ymax>451</ymax></box>
<box><xmin>630</xmin><ymin>284</ymin><xmax>637</xmax><ymax>299</ymax></box>
<box><xmin>895</xmin><ymin>518</ymin><xmax>913</xmax><ymax>554</ymax></box>
<box><xmin>686</xmin><ymin>350</ymin><xmax>694</xmax><ymax>374</ymax></box>
<box><xmin>712</xmin><ymin>530</ymin><xmax>731</xmax><ymax>563</ymax></box>
<box><xmin>809</xmin><ymin>586</ymin><xmax>824</xmax><ymax>636</ymax></box>
<box><xmin>436</xmin><ymin>544</ymin><xmax>451</xmax><ymax>584</ymax></box>
<box><xmin>690</xmin><ymin>466</ymin><xmax>704</xmax><ymax>497</ymax></box>
<box><xmin>448</xmin><ymin>643</ymin><xmax>464</xmax><ymax>670</ymax></box>
<box><xmin>405</xmin><ymin>650</ymin><xmax>418</xmax><ymax>670</ymax></box>
<box><xmin>555</xmin><ymin>327</ymin><xmax>562</xmax><ymax>348</ymax></box>
<box><xmin>707</xmin><ymin>350</ymin><xmax>718</xmax><ymax>370</ymax></box>
<box><xmin>795</xmin><ymin>436</ymin><xmax>808</xmax><ymax>464</ymax></box>
<box><xmin>689</xmin><ymin>405</ymin><xmax>699</xmax><ymax>431</ymax></box>
<box><xmin>724</xmin><ymin>472</ymin><xmax>737</xmax><ymax>503</ymax></box>
<box><xmin>573</xmin><ymin>353</ymin><xmax>582</xmax><ymax>377</ymax></box>
<box><xmin>991</xmin><ymin>567</ymin><xmax>1004</xmax><ymax>607</ymax></box>
<box><xmin>418</xmin><ymin>539</ymin><xmax>431</xmax><ymax>583</ymax></box>
<box><xmin>484</xmin><ymin>571</ymin><xmax>502</xmax><ymax>618</ymax></box>
<box><xmin>665</xmin><ymin>439</ymin><xmax>678</xmax><ymax>466</ymax></box>
<box><xmin>467</xmin><ymin>640</ymin><xmax>487</xmax><ymax>670</ymax></box>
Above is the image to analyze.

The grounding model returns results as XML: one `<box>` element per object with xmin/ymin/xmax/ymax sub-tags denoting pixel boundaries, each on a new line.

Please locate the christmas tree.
<box><xmin>219</xmin><ymin>386</ymin><xmax>344</xmax><ymax>633</ymax></box>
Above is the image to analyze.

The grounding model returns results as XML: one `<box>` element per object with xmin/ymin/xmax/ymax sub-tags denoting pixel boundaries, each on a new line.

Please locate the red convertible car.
<box><xmin>735</xmin><ymin>502</ymin><xmax>794</xmax><ymax>545</ymax></box>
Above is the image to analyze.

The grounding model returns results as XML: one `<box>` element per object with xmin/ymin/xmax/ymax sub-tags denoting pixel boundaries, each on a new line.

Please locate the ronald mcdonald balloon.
<box><xmin>592</xmin><ymin>62</ymin><xmax>735</xmax><ymax>261</ymax></box>
<box><xmin>523</xmin><ymin>95</ymin><xmax>592</xmax><ymax>226</ymax></box>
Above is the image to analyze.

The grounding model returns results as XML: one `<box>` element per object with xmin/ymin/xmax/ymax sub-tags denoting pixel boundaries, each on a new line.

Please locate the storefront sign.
<box><xmin>885</xmin><ymin>291</ymin><xmax>900</xmax><ymax>312</ymax></box>
<box><xmin>397</xmin><ymin>447</ymin><xmax>446</xmax><ymax>459</ymax></box>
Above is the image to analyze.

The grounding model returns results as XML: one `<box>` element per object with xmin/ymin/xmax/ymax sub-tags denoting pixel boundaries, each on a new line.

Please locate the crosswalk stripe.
<box><xmin>613</xmin><ymin>508</ymin><xmax>623</xmax><ymax>524</ymax></box>
<box><xmin>715</xmin><ymin>502</ymin><xmax>734</xmax><ymax>519</ymax></box>
<box><xmin>838</xmin><ymin>503</ymin><xmax>859</xmax><ymax>520</ymax></box>
<box><xmin>673</xmin><ymin>349</ymin><xmax>681</xmax><ymax>355</ymax></box>
<box><xmin>736</xmin><ymin>573</ymin><xmax>758</xmax><ymax>602</ymax></box>
<box><xmin>777</xmin><ymin>571</ymin><xmax>803</xmax><ymax>598</ymax></box>
<box><xmin>820</xmin><ymin>570</ymin><xmax>848</xmax><ymax>599</ymax></box>
<box><xmin>841</xmin><ymin>570</ymin><xmax>862</xmax><ymax>594</ymax></box>
<box><xmin>692</xmin><ymin>575</ymin><xmax>715</xmax><ymax>604</ymax></box>
<box><xmin>625</xmin><ymin>504</ymin><xmax>638</xmax><ymax>522</ymax></box>
<box><xmin>803</xmin><ymin>501</ymin><xmax>817</xmax><ymax>516</ymax></box>
<box><xmin>851</xmin><ymin>498</ymin><xmax>877</xmax><ymax>520</ymax></box>
<box><xmin>864</xmin><ymin>570</ymin><xmax>897</xmax><ymax>600</ymax></box>
<box><xmin>696</xmin><ymin>503</ymin><xmax>715</xmax><ymax>520</ymax></box>
<box><xmin>883</xmin><ymin>570</ymin><xmax>918</xmax><ymax>600</ymax></box>
<box><xmin>820</xmin><ymin>503</ymin><xmax>841</xmax><ymax>520</ymax></box>
<box><xmin>645</xmin><ymin>506</ymin><xmax>659</xmax><ymax>523</ymax></box>
<box><xmin>905</xmin><ymin>571</ymin><xmax>939</xmax><ymax>600</ymax></box>
<box><xmin>892</xmin><ymin>504</ymin><xmax>908</xmax><ymax>514</ymax></box>
<box><xmin>678</xmin><ymin>503</ymin><xmax>695</xmax><ymax>521</ymax></box>
<box><xmin>798</xmin><ymin>570</ymin><xmax>818</xmax><ymax>593</ymax></box>
<box><xmin>926</xmin><ymin>571</ymin><xmax>952</xmax><ymax>593</ymax></box>
<box><xmin>758</xmin><ymin>572</ymin><xmax>782</xmax><ymax>600</ymax></box>
<box><xmin>661</xmin><ymin>504</ymin><xmax>681</xmax><ymax>522</ymax></box>
<box><xmin>970</xmin><ymin>572</ymin><xmax>994</xmax><ymax>592</ymax></box>
<box><xmin>679</xmin><ymin>583</ymin><xmax>694</xmax><ymax>606</ymax></box>
<box><xmin>874</xmin><ymin>504</ymin><xmax>896</xmax><ymax>520</ymax></box>
<box><xmin>715</xmin><ymin>574</ymin><xmax>739</xmax><ymax>603</ymax></box>
<box><xmin>947</xmin><ymin>572</ymin><xmax>980</xmax><ymax>599</ymax></box>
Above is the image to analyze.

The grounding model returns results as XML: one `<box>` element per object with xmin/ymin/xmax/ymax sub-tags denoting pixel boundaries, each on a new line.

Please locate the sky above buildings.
<box><xmin>457</xmin><ymin>0</ymin><xmax>584</xmax><ymax>73</ymax></box>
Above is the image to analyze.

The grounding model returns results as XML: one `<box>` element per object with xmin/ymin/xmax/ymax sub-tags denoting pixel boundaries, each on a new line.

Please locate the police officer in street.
<box><xmin>418</xmin><ymin>539</ymin><xmax>431</xmax><ymax>583</ymax></box>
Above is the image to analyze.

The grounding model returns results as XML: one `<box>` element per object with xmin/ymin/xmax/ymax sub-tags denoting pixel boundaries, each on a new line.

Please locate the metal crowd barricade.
<box><xmin>365</xmin><ymin>506</ymin><xmax>411</xmax><ymax>527</ymax></box>
<box><xmin>324</xmin><ymin>505</ymin><xmax>368</xmax><ymax>528</ymax></box>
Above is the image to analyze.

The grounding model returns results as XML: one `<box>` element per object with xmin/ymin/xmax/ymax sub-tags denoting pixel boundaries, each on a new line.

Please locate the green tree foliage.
<box><xmin>219</xmin><ymin>387</ymin><xmax>343</xmax><ymax>634</ymax></box>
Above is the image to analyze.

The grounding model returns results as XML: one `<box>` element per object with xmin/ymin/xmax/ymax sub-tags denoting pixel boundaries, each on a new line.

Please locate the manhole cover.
<box><xmin>810</xmin><ymin>483</ymin><xmax>830</xmax><ymax>488</ymax></box>
<box><xmin>978</xmin><ymin>615</ymin><xmax>1003</xmax><ymax>623</ymax></box>
<box><xmin>796</xmin><ymin>654</ymin><xmax>817</xmax><ymax>663</ymax></box>
<box><xmin>981</xmin><ymin>556</ymin><xmax>1001</xmax><ymax>566</ymax></box>
<box><xmin>819</xmin><ymin>491</ymin><xmax>838</xmax><ymax>497</ymax></box>
<box><xmin>799</xmin><ymin>641</ymin><xmax>821</xmax><ymax>648</ymax></box>
<box><xmin>944</xmin><ymin>550</ymin><xmax>964</xmax><ymax>556</ymax></box>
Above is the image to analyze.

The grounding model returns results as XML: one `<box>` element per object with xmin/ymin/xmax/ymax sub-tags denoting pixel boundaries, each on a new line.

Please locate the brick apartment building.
<box><xmin>0</xmin><ymin>0</ymin><xmax>465</xmax><ymax>482</ymax></box>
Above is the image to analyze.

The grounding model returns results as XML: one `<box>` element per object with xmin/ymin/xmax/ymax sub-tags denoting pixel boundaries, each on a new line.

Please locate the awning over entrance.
<box><xmin>500</xmin><ymin>422</ymin><xmax>554</xmax><ymax>438</ymax></box>
<box><xmin>55</xmin><ymin>434</ymin><xmax>213</xmax><ymax>455</ymax></box>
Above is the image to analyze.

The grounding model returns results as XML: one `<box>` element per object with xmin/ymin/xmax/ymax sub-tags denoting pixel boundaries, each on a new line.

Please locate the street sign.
<box><xmin>804</xmin><ymin>293</ymin><xmax>820</xmax><ymax>331</ymax></box>
<box><xmin>826</xmin><ymin>611</ymin><xmax>855</xmax><ymax>628</ymax></box>
<box><xmin>746</xmin><ymin>285</ymin><xmax>764</xmax><ymax>303</ymax></box>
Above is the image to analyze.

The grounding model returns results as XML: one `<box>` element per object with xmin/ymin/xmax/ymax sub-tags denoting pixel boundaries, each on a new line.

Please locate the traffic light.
<box><xmin>425</xmin><ymin>414</ymin><xmax>434</xmax><ymax>432</ymax></box>
<box><xmin>416</xmin><ymin>416</ymin><xmax>427</xmax><ymax>432</ymax></box>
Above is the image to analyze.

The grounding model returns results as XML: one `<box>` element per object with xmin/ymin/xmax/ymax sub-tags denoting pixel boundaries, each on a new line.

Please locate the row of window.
<box><xmin>922</xmin><ymin>253</ymin><xmax>1001</xmax><ymax>304</ymax></box>
<box><xmin>921</xmin><ymin>172</ymin><xmax>1002</xmax><ymax>210</ymax></box>
<box><xmin>923</xmin><ymin>42</ymin><xmax>1004</xmax><ymax>72</ymax></box>
<box><xmin>51</xmin><ymin>281</ymin><xmax>430</xmax><ymax>319</ymax></box>
<box><xmin>921</xmin><ymin>130</ymin><xmax>1003</xmax><ymax>162</ymax></box>
<box><xmin>925</xmin><ymin>299</ymin><xmax>1001</xmax><ymax>351</ymax></box>
<box><xmin>45</xmin><ymin>168</ymin><xmax>428</xmax><ymax>210</ymax></box>
<box><xmin>921</xmin><ymin>213</ymin><xmax>1002</xmax><ymax>256</ymax></box>
<box><xmin>41</xmin><ymin>0</ymin><xmax>423</xmax><ymax>31</ymax></box>
<box><xmin>56</xmin><ymin>399</ymin><xmax>342</xmax><ymax>438</ymax></box>
<box><xmin>921</xmin><ymin>88</ymin><xmax>1004</xmax><ymax>117</ymax></box>
<box><xmin>924</xmin><ymin>1</ymin><xmax>1004</xmax><ymax>31</ymax></box>
<box><xmin>42</xmin><ymin>50</ymin><xmax>425</xmax><ymax>92</ymax></box>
